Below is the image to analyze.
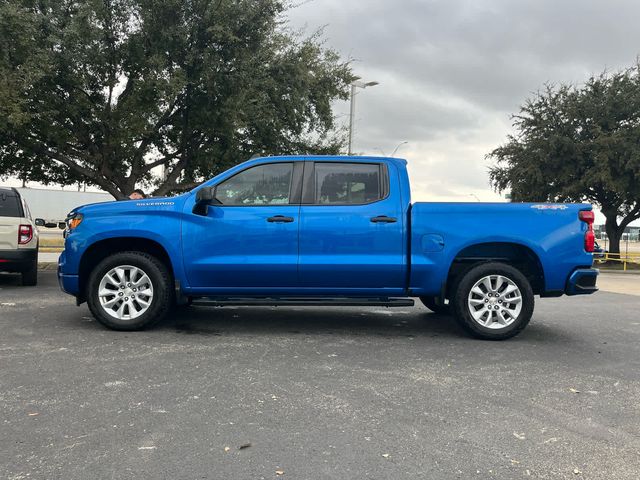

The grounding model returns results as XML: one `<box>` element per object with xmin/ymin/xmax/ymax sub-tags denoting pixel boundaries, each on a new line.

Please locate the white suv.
<box><xmin>0</xmin><ymin>187</ymin><xmax>39</xmax><ymax>286</ymax></box>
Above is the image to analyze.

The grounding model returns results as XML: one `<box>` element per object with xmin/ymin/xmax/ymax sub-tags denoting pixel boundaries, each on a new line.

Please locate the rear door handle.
<box><xmin>370</xmin><ymin>215</ymin><xmax>397</xmax><ymax>223</ymax></box>
<box><xmin>267</xmin><ymin>215</ymin><xmax>294</xmax><ymax>223</ymax></box>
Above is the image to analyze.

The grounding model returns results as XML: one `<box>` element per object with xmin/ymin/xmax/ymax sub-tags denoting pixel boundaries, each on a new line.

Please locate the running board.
<box><xmin>191</xmin><ymin>297</ymin><xmax>415</xmax><ymax>307</ymax></box>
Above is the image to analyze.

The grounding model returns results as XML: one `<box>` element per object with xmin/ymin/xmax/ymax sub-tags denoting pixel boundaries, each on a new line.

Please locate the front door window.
<box><xmin>215</xmin><ymin>163</ymin><xmax>293</xmax><ymax>206</ymax></box>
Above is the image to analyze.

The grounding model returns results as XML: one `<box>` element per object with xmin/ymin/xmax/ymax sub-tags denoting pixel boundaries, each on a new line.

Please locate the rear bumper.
<box><xmin>565</xmin><ymin>268</ymin><xmax>599</xmax><ymax>295</ymax></box>
<box><xmin>0</xmin><ymin>248</ymin><xmax>37</xmax><ymax>272</ymax></box>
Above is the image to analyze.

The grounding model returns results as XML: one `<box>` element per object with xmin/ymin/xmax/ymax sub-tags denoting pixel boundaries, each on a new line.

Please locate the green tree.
<box><xmin>489</xmin><ymin>63</ymin><xmax>640</xmax><ymax>255</ymax></box>
<box><xmin>0</xmin><ymin>0</ymin><xmax>354</xmax><ymax>198</ymax></box>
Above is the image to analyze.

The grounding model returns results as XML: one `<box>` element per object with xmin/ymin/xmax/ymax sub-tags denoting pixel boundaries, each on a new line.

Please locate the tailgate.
<box><xmin>0</xmin><ymin>217</ymin><xmax>19</xmax><ymax>249</ymax></box>
<box><xmin>1</xmin><ymin>191</ymin><xmax>22</xmax><ymax>249</ymax></box>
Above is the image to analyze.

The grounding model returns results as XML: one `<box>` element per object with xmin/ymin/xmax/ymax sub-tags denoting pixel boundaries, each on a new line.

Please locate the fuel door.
<box><xmin>422</xmin><ymin>233</ymin><xmax>445</xmax><ymax>253</ymax></box>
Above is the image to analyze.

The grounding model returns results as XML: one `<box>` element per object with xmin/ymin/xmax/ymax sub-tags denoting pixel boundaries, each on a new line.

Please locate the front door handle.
<box><xmin>370</xmin><ymin>215</ymin><xmax>397</xmax><ymax>223</ymax></box>
<box><xmin>267</xmin><ymin>215</ymin><xmax>294</xmax><ymax>223</ymax></box>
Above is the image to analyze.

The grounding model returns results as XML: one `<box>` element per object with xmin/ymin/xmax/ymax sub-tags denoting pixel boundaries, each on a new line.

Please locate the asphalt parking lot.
<box><xmin>1</xmin><ymin>271</ymin><xmax>639</xmax><ymax>479</ymax></box>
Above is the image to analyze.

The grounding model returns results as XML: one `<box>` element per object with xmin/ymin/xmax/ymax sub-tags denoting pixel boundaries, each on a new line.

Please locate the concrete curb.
<box><xmin>597</xmin><ymin>268</ymin><xmax>640</xmax><ymax>275</ymax></box>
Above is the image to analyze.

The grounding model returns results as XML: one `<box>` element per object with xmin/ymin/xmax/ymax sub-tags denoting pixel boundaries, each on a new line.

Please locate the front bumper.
<box><xmin>57</xmin><ymin>270</ymin><xmax>80</xmax><ymax>296</ymax></box>
<box><xmin>565</xmin><ymin>268</ymin><xmax>599</xmax><ymax>295</ymax></box>
<box><xmin>57</xmin><ymin>250</ymin><xmax>80</xmax><ymax>296</ymax></box>
<box><xmin>0</xmin><ymin>248</ymin><xmax>37</xmax><ymax>273</ymax></box>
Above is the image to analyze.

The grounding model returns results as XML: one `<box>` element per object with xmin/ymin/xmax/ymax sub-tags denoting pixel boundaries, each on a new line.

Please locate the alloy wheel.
<box><xmin>97</xmin><ymin>265</ymin><xmax>154</xmax><ymax>320</ymax></box>
<box><xmin>467</xmin><ymin>274</ymin><xmax>522</xmax><ymax>329</ymax></box>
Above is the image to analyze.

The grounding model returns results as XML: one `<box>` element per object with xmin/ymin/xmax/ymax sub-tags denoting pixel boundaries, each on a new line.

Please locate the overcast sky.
<box><xmin>7</xmin><ymin>0</ymin><xmax>640</xmax><ymax>223</ymax></box>
<box><xmin>287</xmin><ymin>0</ymin><xmax>640</xmax><ymax>204</ymax></box>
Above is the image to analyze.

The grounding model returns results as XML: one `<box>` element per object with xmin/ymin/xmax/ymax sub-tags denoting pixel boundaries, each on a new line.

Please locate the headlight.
<box><xmin>66</xmin><ymin>213</ymin><xmax>83</xmax><ymax>230</ymax></box>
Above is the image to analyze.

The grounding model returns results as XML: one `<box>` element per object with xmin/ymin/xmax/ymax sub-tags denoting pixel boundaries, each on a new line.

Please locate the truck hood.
<box><xmin>71</xmin><ymin>195</ymin><xmax>188</xmax><ymax>217</ymax></box>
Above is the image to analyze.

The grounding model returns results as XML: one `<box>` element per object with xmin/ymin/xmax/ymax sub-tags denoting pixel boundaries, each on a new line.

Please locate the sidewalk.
<box><xmin>596</xmin><ymin>271</ymin><xmax>640</xmax><ymax>296</ymax></box>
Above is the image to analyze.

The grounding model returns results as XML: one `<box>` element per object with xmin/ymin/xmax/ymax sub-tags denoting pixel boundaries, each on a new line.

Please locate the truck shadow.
<box><xmin>154</xmin><ymin>305</ymin><xmax>573</xmax><ymax>343</ymax></box>
<box><xmin>160</xmin><ymin>305</ymin><xmax>469</xmax><ymax>339</ymax></box>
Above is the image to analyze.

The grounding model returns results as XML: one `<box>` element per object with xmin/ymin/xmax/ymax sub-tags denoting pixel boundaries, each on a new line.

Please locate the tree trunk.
<box><xmin>604</xmin><ymin>215</ymin><xmax>622</xmax><ymax>256</ymax></box>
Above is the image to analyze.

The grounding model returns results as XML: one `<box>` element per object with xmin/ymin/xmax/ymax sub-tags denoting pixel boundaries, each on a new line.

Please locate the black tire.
<box><xmin>451</xmin><ymin>262</ymin><xmax>534</xmax><ymax>340</ymax></box>
<box><xmin>419</xmin><ymin>296</ymin><xmax>450</xmax><ymax>315</ymax></box>
<box><xmin>86</xmin><ymin>251</ymin><xmax>173</xmax><ymax>331</ymax></box>
<box><xmin>21</xmin><ymin>258</ymin><xmax>38</xmax><ymax>286</ymax></box>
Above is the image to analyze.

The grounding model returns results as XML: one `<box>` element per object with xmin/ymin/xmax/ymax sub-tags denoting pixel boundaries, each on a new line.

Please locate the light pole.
<box><xmin>391</xmin><ymin>141</ymin><xmax>408</xmax><ymax>157</ymax></box>
<box><xmin>348</xmin><ymin>79</ymin><xmax>379</xmax><ymax>155</ymax></box>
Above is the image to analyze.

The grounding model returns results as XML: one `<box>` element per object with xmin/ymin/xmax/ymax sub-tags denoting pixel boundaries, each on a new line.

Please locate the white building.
<box><xmin>14</xmin><ymin>187</ymin><xmax>113</xmax><ymax>222</ymax></box>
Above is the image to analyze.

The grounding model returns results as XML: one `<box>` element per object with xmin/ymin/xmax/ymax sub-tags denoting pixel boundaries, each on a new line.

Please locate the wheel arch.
<box><xmin>78</xmin><ymin>237</ymin><xmax>175</xmax><ymax>302</ymax></box>
<box><xmin>445</xmin><ymin>241</ymin><xmax>545</xmax><ymax>297</ymax></box>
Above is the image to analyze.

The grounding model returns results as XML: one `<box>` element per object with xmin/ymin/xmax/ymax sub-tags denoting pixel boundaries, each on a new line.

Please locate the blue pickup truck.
<box><xmin>58</xmin><ymin>156</ymin><xmax>598</xmax><ymax>340</ymax></box>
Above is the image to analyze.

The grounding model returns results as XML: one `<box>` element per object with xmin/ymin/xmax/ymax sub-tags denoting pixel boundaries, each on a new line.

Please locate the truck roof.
<box><xmin>193</xmin><ymin>155</ymin><xmax>409</xmax><ymax>193</ymax></box>
<box><xmin>263</xmin><ymin>154</ymin><xmax>407</xmax><ymax>164</ymax></box>
<box><xmin>247</xmin><ymin>155</ymin><xmax>409</xmax><ymax>170</ymax></box>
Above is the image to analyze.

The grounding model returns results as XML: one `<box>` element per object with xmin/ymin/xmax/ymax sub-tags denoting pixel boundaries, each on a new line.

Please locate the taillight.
<box><xmin>579</xmin><ymin>210</ymin><xmax>595</xmax><ymax>252</ymax></box>
<box><xmin>579</xmin><ymin>210</ymin><xmax>594</xmax><ymax>223</ymax></box>
<box><xmin>18</xmin><ymin>224</ymin><xmax>33</xmax><ymax>245</ymax></box>
<box><xmin>584</xmin><ymin>230</ymin><xmax>595</xmax><ymax>252</ymax></box>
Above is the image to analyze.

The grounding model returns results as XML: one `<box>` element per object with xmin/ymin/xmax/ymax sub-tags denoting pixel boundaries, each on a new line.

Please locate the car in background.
<box><xmin>0</xmin><ymin>187</ymin><xmax>40</xmax><ymax>286</ymax></box>
<box><xmin>593</xmin><ymin>241</ymin><xmax>605</xmax><ymax>259</ymax></box>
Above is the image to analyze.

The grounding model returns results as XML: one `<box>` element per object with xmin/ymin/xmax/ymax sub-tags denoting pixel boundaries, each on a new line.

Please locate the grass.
<box><xmin>39</xmin><ymin>237</ymin><xmax>65</xmax><ymax>248</ymax></box>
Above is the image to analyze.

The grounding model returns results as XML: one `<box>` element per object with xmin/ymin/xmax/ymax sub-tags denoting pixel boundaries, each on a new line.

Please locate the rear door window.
<box><xmin>0</xmin><ymin>192</ymin><xmax>22</xmax><ymax>217</ymax></box>
<box><xmin>314</xmin><ymin>163</ymin><xmax>384</xmax><ymax>204</ymax></box>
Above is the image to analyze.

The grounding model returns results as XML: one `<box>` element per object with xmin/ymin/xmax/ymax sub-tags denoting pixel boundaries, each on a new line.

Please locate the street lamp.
<box><xmin>391</xmin><ymin>141</ymin><xmax>408</xmax><ymax>157</ymax></box>
<box><xmin>348</xmin><ymin>79</ymin><xmax>379</xmax><ymax>155</ymax></box>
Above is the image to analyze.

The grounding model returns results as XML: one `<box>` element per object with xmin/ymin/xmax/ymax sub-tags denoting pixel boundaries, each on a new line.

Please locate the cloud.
<box><xmin>288</xmin><ymin>0</ymin><xmax>640</xmax><ymax>201</ymax></box>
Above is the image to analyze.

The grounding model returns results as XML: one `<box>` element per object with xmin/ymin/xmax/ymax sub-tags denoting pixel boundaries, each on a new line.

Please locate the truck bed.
<box><xmin>409</xmin><ymin>202</ymin><xmax>594</xmax><ymax>297</ymax></box>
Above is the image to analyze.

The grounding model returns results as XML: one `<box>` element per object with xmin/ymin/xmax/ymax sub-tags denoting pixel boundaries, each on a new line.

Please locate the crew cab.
<box><xmin>0</xmin><ymin>187</ymin><xmax>39</xmax><ymax>286</ymax></box>
<box><xmin>58</xmin><ymin>156</ymin><xmax>598</xmax><ymax>339</ymax></box>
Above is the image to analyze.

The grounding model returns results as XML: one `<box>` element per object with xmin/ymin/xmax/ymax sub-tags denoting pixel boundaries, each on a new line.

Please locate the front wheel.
<box><xmin>86</xmin><ymin>251</ymin><xmax>173</xmax><ymax>331</ymax></box>
<box><xmin>452</xmin><ymin>262</ymin><xmax>534</xmax><ymax>340</ymax></box>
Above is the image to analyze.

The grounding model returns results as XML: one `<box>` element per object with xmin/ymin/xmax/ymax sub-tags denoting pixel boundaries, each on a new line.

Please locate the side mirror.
<box><xmin>195</xmin><ymin>187</ymin><xmax>215</xmax><ymax>205</ymax></box>
<box><xmin>193</xmin><ymin>187</ymin><xmax>217</xmax><ymax>216</ymax></box>
<box><xmin>34</xmin><ymin>218</ymin><xmax>45</xmax><ymax>227</ymax></box>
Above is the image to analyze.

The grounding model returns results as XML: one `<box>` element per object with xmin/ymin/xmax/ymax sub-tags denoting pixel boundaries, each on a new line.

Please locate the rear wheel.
<box><xmin>21</xmin><ymin>258</ymin><xmax>38</xmax><ymax>286</ymax></box>
<box><xmin>419</xmin><ymin>296</ymin><xmax>450</xmax><ymax>315</ymax></box>
<box><xmin>86</xmin><ymin>251</ymin><xmax>172</xmax><ymax>330</ymax></box>
<box><xmin>452</xmin><ymin>262</ymin><xmax>534</xmax><ymax>340</ymax></box>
